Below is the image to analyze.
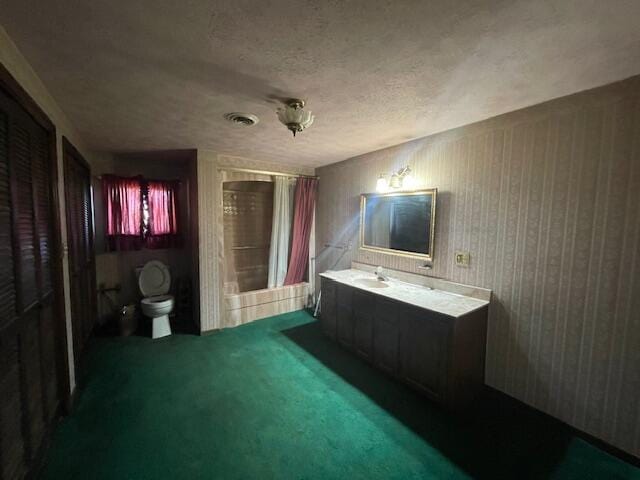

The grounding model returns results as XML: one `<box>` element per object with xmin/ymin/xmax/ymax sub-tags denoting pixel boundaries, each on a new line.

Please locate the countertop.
<box><xmin>320</xmin><ymin>268</ymin><xmax>490</xmax><ymax>318</ymax></box>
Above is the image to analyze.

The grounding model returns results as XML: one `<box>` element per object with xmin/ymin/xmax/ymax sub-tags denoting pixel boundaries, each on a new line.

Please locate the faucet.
<box><xmin>375</xmin><ymin>266</ymin><xmax>389</xmax><ymax>281</ymax></box>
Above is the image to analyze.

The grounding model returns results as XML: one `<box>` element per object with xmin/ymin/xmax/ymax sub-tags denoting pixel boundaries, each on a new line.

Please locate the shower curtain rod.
<box><xmin>218</xmin><ymin>166</ymin><xmax>318</xmax><ymax>179</ymax></box>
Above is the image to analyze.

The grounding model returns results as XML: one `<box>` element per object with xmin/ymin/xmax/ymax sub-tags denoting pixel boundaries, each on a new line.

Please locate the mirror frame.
<box><xmin>359</xmin><ymin>188</ymin><xmax>437</xmax><ymax>261</ymax></box>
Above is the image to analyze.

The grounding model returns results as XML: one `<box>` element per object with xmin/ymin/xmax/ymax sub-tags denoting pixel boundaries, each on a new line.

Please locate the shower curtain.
<box><xmin>267</xmin><ymin>177</ymin><xmax>295</xmax><ymax>287</ymax></box>
<box><xmin>284</xmin><ymin>177</ymin><xmax>318</xmax><ymax>285</ymax></box>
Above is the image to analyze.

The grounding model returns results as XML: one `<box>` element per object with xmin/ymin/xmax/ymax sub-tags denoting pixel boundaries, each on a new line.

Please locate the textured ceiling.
<box><xmin>2</xmin><ymin>1</ymin><xmax>640</xmax><ymax>167</ymax></box>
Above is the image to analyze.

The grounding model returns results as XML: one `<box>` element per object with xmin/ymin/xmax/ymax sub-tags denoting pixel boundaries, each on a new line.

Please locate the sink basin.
<box><xmin>354</xmin><ymin>278</ymin><xmax>390</xmax><ymax>289</ymax></box>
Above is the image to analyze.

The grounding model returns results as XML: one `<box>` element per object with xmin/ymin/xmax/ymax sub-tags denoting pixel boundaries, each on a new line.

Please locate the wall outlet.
<box><xmin>455</xmin><ymin>251</ymin><xmax>470</xmax><ymax>267</ymax></box>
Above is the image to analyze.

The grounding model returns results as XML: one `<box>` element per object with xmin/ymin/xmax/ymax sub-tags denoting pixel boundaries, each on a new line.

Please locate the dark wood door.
<box><xmin>63</xmin><ymin>138</ymin><xmax>96</xmax><ymax>368</ymax></box>
<box><xmin>400</xmin><ymin>306</ymin><xmax>450</xmax><ymax>400</ymax></box>
<box><xmin>0</xmin><ymin>84</ymin><xmax>64</xmax><ymax>479</ymax></box>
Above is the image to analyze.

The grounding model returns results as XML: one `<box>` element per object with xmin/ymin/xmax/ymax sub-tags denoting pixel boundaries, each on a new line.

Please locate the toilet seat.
<box><xmin>142</xmin><ymin>294</ymin><xmax>173</xmax><ymax>305</ymax></box>
<box><xmin>139</xmin><ymin>260</ymin><xmax>171</xmax><ymax>297</ymax></box>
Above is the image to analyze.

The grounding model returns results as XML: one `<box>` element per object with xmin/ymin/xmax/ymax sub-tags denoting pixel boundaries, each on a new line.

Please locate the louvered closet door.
<box><xmin>0</xmin><ymin>88</ymin><xmax>62</xmax><ymax>479</ymax></box>
<box><xmin>63</xmin><ymin>140</ymin><xmax>96</xmax><ymax>368</ymax></box>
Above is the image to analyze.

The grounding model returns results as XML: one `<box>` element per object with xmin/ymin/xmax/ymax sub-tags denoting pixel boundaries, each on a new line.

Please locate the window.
<box><xmin>102</xmin><ymin>175</ymin><xmax>180</xmax><ymax>251</ymax></box>
<box><xmin>103</xmin><ymin>175</ymin><xmax>144</xmax><ymax>251</ymax></box>
<box><xmin>145</xmin><ymin>180</ymin><xmax>180</xmax><ymax>249</ymax></box>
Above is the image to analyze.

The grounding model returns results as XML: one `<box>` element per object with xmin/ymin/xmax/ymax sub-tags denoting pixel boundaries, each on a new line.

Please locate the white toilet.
<box><xmin>138</xmin><ymin>260</ymin><xmax>174</xmax><ymax>339</ymax></box>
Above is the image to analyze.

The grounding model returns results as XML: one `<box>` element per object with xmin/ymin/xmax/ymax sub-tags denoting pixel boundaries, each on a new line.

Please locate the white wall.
<box><xmin>0</xmin><ymin>26</ymin><xmax>108</xmax><ymax>394</ymax></box>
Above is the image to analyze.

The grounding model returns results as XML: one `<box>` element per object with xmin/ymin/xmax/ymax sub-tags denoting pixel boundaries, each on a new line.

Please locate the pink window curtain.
<box><xmin>145</xmin><ymin>180</ymin><xmax>182</xmax><ymax>249</ymax></box>
<box><xmin>102</xmin><ymin>175</ymin><xmax>144</xmax><ymax>251</ymax></box>
<box><xmin>284</xmin><ymin>177</ymin><xmax>318</xmax><ymax>285</ymax></box>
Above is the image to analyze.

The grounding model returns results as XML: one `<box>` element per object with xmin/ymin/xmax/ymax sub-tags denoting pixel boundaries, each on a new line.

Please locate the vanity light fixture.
<box><xmin>375</xmin><ymin>166</ymin><xmax>416</xmax><ymax>192</ymax></box>
<box><xmin>277</xmin><ymin>98</ymin><xmax>314</xmax><ymax>137</ymax></box>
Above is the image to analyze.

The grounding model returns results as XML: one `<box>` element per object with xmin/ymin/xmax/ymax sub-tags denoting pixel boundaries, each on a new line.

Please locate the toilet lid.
<box><xmin>139</xmin><ymin>261</ymin><xmax>171</xmax><ymax>297</ymax></box>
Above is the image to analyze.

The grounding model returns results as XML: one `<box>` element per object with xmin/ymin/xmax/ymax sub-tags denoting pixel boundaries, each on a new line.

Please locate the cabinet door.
<box><xmin>0</xmin><ymin>85</ymin><xmax>63</xmax><ymax>478</ymax></box>
<box><xmin>353</xmin><ymin>291</ymin><xmax>373</xmax><ymax>360</ymax></box>
<box><xmin>64</xmin><ymin>139</ymin><xmax>96</xmax><ymax>367</ymax></box>
<box><xmin>20</xmin><ymin>310</ymin><xmax>45</xmax><ymax>458</ymax></box>
<box><xmin>400</xmin><ymin>307</ymin><xmax>450</xmax><ymax>400</ymax></box>
<box><xmin>320</xmin><ymin>278</ymin><xmax>337</xmax><ymax>339</ymax></box>
<box><xmin>336</xmin><ymin>285</ymin><xmax>354</xmax><ymax>348</ymax></box>
<box><xmin>373</xmin><ymin>299</ymin><xmax>400</xmax><ymax>374</ymax></box>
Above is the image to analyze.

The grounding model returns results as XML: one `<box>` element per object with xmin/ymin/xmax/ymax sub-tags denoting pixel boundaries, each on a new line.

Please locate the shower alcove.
<box><xmin>221</xmin><ymin>174</ymin><xmax>309</xmax><ymax>326</ymax></box>
<box><xmin>223</xmin><ymin>180</ymin><xmax>273</xmax><ymax>294</ymax></box>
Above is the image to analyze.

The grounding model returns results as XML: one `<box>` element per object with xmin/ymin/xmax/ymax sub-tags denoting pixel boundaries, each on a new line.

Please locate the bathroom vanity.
<box><xmin>319</xmin><ymin>266</ymin><xmax>491</xmax><ymax>410</ymax></box>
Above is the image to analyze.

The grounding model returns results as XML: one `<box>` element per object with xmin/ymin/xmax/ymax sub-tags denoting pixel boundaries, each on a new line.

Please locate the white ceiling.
<box><xmin>2</xmin><ymin>0</ymin><xmax>640</xmax><ymax>167</ymax></box>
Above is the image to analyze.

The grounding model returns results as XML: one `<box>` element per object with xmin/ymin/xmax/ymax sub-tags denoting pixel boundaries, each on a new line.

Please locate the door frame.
<box><xmin>0</xmin><ymin>63</ymin><xmax>71</xmax><ymax>410</ymax></box>
<box><xmin>62</xmin><ymin>136</ymin><xmax>97</xmax><ymax>371</ymax></box>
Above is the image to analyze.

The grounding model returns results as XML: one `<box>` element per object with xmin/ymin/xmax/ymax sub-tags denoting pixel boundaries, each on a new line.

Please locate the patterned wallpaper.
<box><xmin>315</xmin><ymin>76</ymin><xmax>640</xmax><ymax>457</ymax></box>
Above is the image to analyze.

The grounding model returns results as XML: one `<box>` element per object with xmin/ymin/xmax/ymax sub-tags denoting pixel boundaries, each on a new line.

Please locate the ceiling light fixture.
<box><xmin>376</xmin><ymin>166</ymin><xmax>416</xmax><ymax>192</ymax></box>
<box><xmin>277</xmin><ymin>98</ymin><xmax>314</xmax><ymax>137</ymax></box>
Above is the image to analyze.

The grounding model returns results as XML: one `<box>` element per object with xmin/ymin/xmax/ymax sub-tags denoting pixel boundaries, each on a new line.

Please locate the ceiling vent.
<box><xmin>224</xmin><ymin>112</ymin><xmax>259</xmax><ymax>126</ymax></box>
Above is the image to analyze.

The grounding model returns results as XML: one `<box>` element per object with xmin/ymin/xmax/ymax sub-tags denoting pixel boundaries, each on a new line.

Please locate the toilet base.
<box><xmin>152</xmin><ymin>315</ymin><xmax>172</xmax><ymax>339</ymax></box>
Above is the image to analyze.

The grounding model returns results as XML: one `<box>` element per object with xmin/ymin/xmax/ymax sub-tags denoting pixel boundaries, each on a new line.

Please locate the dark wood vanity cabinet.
<box><xmin>320</xmin><ymin>276</ymin><xmax>488</xmax><ymax>410</ymax></box>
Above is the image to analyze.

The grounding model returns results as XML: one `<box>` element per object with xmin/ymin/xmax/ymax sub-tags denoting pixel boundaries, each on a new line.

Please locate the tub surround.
<box><xmin>320</xmin><ymin>266</ymin><xmax>490</xmax><ymax>318</ymax></box>
<box><xmin>224</xmin><ymin>282</ymin><xmax>309</xmax><ymax>327</ymax></box>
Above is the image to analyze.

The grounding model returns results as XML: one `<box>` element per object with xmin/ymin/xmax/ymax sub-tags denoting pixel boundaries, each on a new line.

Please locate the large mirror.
<box><xmin>360</xmin><ymin>189</ymin><xmax>437</xmax><ymax>260</ymax></box>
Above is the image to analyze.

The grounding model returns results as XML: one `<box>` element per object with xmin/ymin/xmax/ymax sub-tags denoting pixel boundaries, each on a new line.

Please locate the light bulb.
<box><xmin>376</xmin><ymin>175</ymin><xmax>388</xmax><ymax>192</ymax></box>
<box><xmin>402</xmin><ymin>174</ymin><xmax>417</xmax><ymax>189</ymax></box>
<box><xmin>389</xmin><ymin>173</ymin><xmax>401</xmax><ymax>189</ymax></box>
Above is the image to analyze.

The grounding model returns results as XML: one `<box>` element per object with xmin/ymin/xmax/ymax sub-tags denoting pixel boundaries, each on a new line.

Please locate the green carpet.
<box><xmin>40</xmin><ymin>311</ymin><xmax>639</xmax><ymax>480</ymax></box>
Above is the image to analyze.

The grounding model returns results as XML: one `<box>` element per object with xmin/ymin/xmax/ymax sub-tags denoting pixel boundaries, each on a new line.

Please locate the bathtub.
<box><xmin>223</xmin><ymin>282</ymin><xmax>310</xmax><ymax>327</ymax></box>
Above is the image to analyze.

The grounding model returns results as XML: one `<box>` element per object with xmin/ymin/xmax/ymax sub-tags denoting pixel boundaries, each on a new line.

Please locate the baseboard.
<box><xmin>200</xmin><ymin>328</ymin><xmax>220</xmax><ymax>336</ymax></box>
<box><xmin>482</xmin><ymin>386</ymin><xmax>640</xmax><ymax>467</ymax></box>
